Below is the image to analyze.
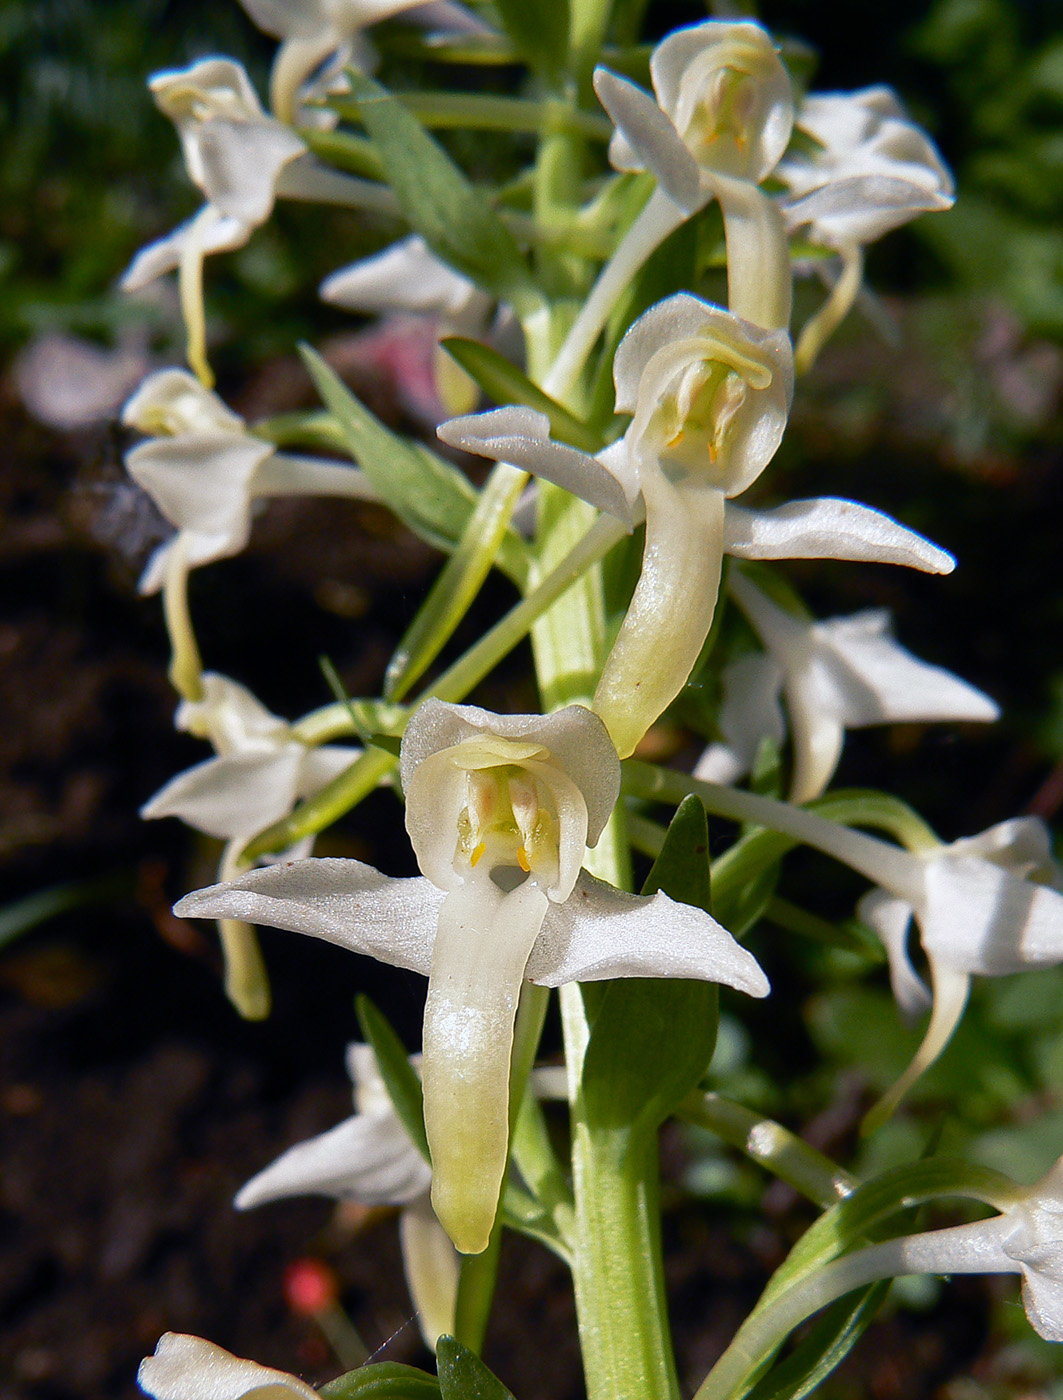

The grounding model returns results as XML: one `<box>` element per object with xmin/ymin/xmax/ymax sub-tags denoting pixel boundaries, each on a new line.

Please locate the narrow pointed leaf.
<box><xmin>321</xmin><ymin>1362</ymin><xmax>441</xmax><ymax>1400</ymax></box>
<box><xmin>435</xmin><ymin>1336</ymin><xmax>515</xmax><ymax>1400</ymax></box>
<box><xmin>582</xmin><ymin>797</ymin><xmax>720</xmax><ymax>1131</ymax></box>
<box><xmin>344</xmin><ymin>72</ymin><xmax>540</xmax><ymax>317</ymax></box>
<box><xmin>441</xmin><ymin>338</ymin><xmax>604</xmax><ymax>452</ymax></box>
<box><xmin>744</xmin><ymin>1284</ymin><xmax>890</xmax><ymax>1400</ymax></box>
<box><xmin>356</xmin><ymin>994</ymin><xmax>430</xmax><ymax>1162</ymax></box>
<box><xmin>301</xmin><ymin>346</ymin><xmax>528</xmax><ymax>587</ymax></box>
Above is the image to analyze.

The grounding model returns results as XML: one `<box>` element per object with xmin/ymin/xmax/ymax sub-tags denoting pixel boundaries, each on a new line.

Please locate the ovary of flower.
<box><xmin>441</xmin><ymin>293</ymin><xmax>954</xmax><ymax>759</ymax></box>
<box><xmin>138</xmin><ymin>1332</ymin><xmax>319</xmax><ymax>1400</ymax></box>
<box><xmin>236</xmin><ymin>0</ymin><xmax>487</xmax><ymax>126</ymax></box>
<box><xmin>697</xmin><ymin>570</ymin><xmax>999</xmax><ymax>803</ymax></box>
<box><xmin>236</xmin><ymin>1043</ymin><xmax>458</xmax><ymax>1350</ymax></box>
<box><xmin>777</xmin><ymin>87</ymin><xmax>954</xmax><ymax>369</ymax></box>
<box><xmin>174</xmin><ymin>699</ymin><xmax>769</xmax><ymax>1256</ymax></box>
<box><xmin>141</xmin><ymin>673</ymin><xmax>358</xmax><ymax>842</ymax></box>
<box><xmin>321</xmin><ymin>236</ymin><xmax>497</xmax><ymax>415</ymax></box>
<box><xmin>122</xmin><ymin>368</ymin><xmax>376</xmax><ymax>594</ymax></box>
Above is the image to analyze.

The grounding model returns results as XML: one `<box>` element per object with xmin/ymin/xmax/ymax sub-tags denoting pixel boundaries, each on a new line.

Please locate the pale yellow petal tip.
<box><xmin>221</xmin><ymin>918</ymin><xmax>273</xmax><ymax>1021</ymax></box>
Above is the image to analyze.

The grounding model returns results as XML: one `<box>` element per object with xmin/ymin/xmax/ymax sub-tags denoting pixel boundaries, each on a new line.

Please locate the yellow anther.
<box><xmin>470</xmin><ymin>842</ymin><xmax>486</xmax><ymax>868</ymax></box>
<box><xmin>517</xmin><ymin>848</ymin><xmax>530</xmax><ymax>873</ymax></box>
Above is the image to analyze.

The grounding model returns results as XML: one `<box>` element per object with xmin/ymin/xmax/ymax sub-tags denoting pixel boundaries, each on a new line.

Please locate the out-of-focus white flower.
<box><xmin>858</xmin><ymin>815</ymin><xmax>1063</xmax><ymax>1125</ymax></box>
<box><xmin>777</xmin><ymin>87</ymin><xmax>954</xmax><ymax>368</ymax></box>
<box><xmin>142</xmin><ymin>673</ymin><xmax>359</xmax><ymax>841</ymax></box>
<box><xmin>122</xmin><ymin>368</ymin><xmax>375</xmax><ymax>594</ymax></box>
<box><xmin>236</xmin><ymin>0</ymin><xmax>489</xmax><ymax>125</ymax></box>
<box><xmin>694</xmin><ymin>571</ymin><xmax>998</xmax><ymax>801</ymax></box>
<box><xmin>237</xmin><ymin>1043</ymin><xmax>457</xmax><ymax>1350</ymax></box>
<box><xmin>322</xmin><ymin>236</ymin><xmax>500</xmax><ymax>415</ymax></box>
<box><xmin>442</xmin><ymin>294</ymin><xmax>954</xmax><ymax>758</ymax></box>
<box><xmin>176</xmin><ymin>699</ymin><xmax>769</xmax><ymax>1254</ymax></box>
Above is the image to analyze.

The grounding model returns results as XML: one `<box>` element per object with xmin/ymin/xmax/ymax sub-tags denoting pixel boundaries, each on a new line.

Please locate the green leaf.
<box><xmin>300</xmin><ymin>345</ymin><xmax>528</xmax><ymax>588</ymax></box>
<box><xmin>743</xmin><ymin>1284</ymin><xmax>889</xmax><ymax>1400</ymax></box>
<box><xmin>343</xmin><ymin>71</ymin><xmax>541</xmax><ymax>317</ymax></box>
<box><xmin>301</xmin><ymin>126</ymin><xmax>386</xmax><ymax>182</ymax></box>
<box><xmin>355</xmin><ymin>995</ymin><xmax>430</xmax><ymax>1162</ymax></box>
<box><xmin>385</xmin><ymin>463</ymin><xmax>527</xmax><ymax>701</ymax></box>
<box><xmin>0</xmin><ymin>872</ymin><xmax>132</xmax><ymax>951</ymax></box>
<box><xmin>582</xmin><ymin>797</ymin><xmax>719</xmax><ymax>1131</ymax></box>
<box><xmin>367</xmin><ymin>732</ymin><xmax>403</xmax><ymax>757</ymax></box>
<box><xmin>320</xmin><ymin>1362</ymin><xmax>441</xmax><ymax>1400</ymax></box>
<box><xmin>441</xmin><ymin>338</ymin><xmax>604</xmax><ymax>452</ymax></box>
<box><xmin>490</xmin><ymin>0</ymin><xmax>570</xmax><ymax>81</ymax></box>
<box><xmin>436</xmin><ymin>1336</ymin><xmax>515</xmax><ymax>1400</ymax></box>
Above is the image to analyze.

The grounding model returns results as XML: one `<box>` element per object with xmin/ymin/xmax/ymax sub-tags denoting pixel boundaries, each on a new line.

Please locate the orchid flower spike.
<box><xmin>236</xmin><ymin>0</ymin><xmax>488</xmax><ymax>126</ymax></box>
<box><xmin>141</xmin><ymin>673</ymin><xmax>359</xmax><ymax>842</ymax></box>
<box><xmin>321</xmin><ymin>235</ymin><xmax>501</xmax><ymax>416</ymax></box>
<box><xmin>123</xmin><ymin>368</ymin><xmax>376</xmax><ymax>595</ymax></box>
<box><xmin>778</xmin><ymin>87</ymin><xmax>955</xmax><ymax>370</ymax></box>
<box><xmin>175</xmin><ymin>699</ymin><xmax>768</xmax><ymax>1254</ymax></box>
<box><xmin>138</xmin><ymin>1333</ymin><xmax>318</xmax><ymax>1400</ymax></box>
<box><xmin>237</xmin><ymin>1043</ymin><xmax>458</xmax><ymax>1350</ymax></box>
<box><xmin>695</xmin><ymin>570</ymin><xmax>998</xmax><ymax>802</ymax></box>
<box><xmin>120</xmin><ymin>59</ymin><xmax>383</xmax><ymax>383</ymax></box>
<box><xmin>442</xmin><ymin>294</ymin><xmax>954</xmax><ymax>758</ymax></box>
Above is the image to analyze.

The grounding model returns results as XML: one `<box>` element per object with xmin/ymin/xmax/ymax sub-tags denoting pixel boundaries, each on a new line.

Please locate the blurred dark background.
<box><xmin>1</xmin><ymin>2</ymin><xmax>1062</xmax><ymax>1397</ymax></box>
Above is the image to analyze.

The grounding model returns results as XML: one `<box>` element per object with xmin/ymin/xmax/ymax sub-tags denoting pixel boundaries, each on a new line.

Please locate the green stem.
<box><xmin>392</xmin><ymin>91</ymin><xmax>611</xmax><ymax>140</ymax></box>
<box><xmin>679</xmin><ymin>1092</ymin><xmax>856</xmax><ymax>1209</ymax></box>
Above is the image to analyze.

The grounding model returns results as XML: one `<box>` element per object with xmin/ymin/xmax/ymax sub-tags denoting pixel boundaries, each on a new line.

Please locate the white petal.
<box><xmin>119</xmin><ymin>211</ymin><xmax>250</xmax><ymax>291</ymax></box>
<box><xmin>692</xmin><ymin>742</ymin><xmax>748</xmax><ymax>786</ymax></box>
<box><xmin>122</xmin><ymin>370</ymin><xmax>245</xmax><ymax>437</ymax></box>
<box><xmin>724</xmin><ymin>497</ymin><xmax>955</xmax><ymax>574</ymax></box>
<box><xmin>125</xmin><ymin>434</ymin><xmax>272</xmax><ymax>536</ymax></box>
<box><xmin>322</xmin><ymin>235</ymin><xmax>485</xmax><ymax>319</ymax></box>
<box><xmin>782</xmin><ymin>173</ymin><xmax>953</xmax><ymax>246</ymax></box>
<box><xmin>715</xmin><ymin>652</ymin><xmax>786</xmax><ymax>766</ymax></box>
<box><xmin>950</xmin><ymin>817</ymin><xmax>1061</xmax><ymax>885</ymax></box>
<box><xmin>236</xmin><ymin>1112</ymin><xmax>431</xmax><ymax>1209</ymax></box>
<box><xmin>810</xmin><ymin>610</ymin><xmax>999</xmax><ymax>727</ymax></box>
<box><xmin>857</xmin><ymin>888</ymin><xmax>930</xmax><ymax>1018</ymax></box>
<box><xmin>173</xmin><ymin>858</ymin><xmax>442</xmax><ymax>977</ymax></box>
<box><xmin>593</xmin><ymin>68</ymin><xmax>705</xmax><ymax>212</ymax></box>
<box><xmin>141</xmin><ymin>750</ymin><xmax>304</xmax><ymax>839</ymax></box>
<box><xmin>920</xmin><ymin>855</ymin><xmax>1063</xmax><ymax>977</ymax></box>
<box><xmin>527</xmin><ymin>870</ymin><xmax>769</xmax><ymax>997</ymax></box>
<box><xmin>437</xmin><ymin>407</ymin><xmax>636</xmax><ymax>525</ymax></box>
<box><xmin>298</xmin><ymin>744</ymin><xmax>361</xmax><ymax>796</ymax></box>
<box><xmin>194</xmin><ymin>118</ymin><xmax>306</xmax><ymax>223</ymax></box>
<box><xmin>138</xmin><ymin>1333</ymin><xmax>318</xmax><ymax>1400</ymax></box>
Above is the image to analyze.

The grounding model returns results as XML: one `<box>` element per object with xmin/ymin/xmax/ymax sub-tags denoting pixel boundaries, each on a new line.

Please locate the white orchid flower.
<box><xmin>696</xmin><ymin>570</ymin><xmax>999</xmax><ymax>802</ymax></box>
<box><xmin>236</xmin><ymin>0</ymin><xmax>488</xmax><ymax>126</ymax></box>
<box><xmin>441</xmin><ymin>293</ymin><xmax>954</xmax><ymax>758</ymax></box>
<box><xmin>545</xmin><ymin>21</ymin><xmax>794</xmax><ymax>401</ymax></box>
<box><xmin>777</xmin><ymin>87</ymin><xmax>955</xmax><ymax>369</ymax></box>
<box><xmin>123</xmin><ymin>368</ymin><xmax>376</xmax><ymax>595</ymax></box>
<box><xmin>175</xmin><ymin>698</ymin><xmax>769</xmax><ymax>1254</ymax></box>
<box><xmin>237</xmin><ymin>1042</ymin><xmax>458</xmax><ymax>1350</ymax></box>
<box><xmin>321</xmin><ymin>236</ymin><xmax>499</xmax><ymax>415</ymax></box>
<box><xmin>138</xmin><ymin>1332</ymin><xmax>318</xmax><ymax>1400</ymax></box>
<box><xmin>857</xmin><ymin>815</ymin><xmax>1063</xmax><ymax>1126</ymax></box>
<box><xmin>120</xmin><ymin>59</ymin><xmax>386</xmax><ymax>382</ymax></box>
<box><xmin>142</xmin><ymin>673</ymin><xmax>359</xmax><ymax>842</ymax></box>
<box><xmin>688</xmin><ymin>776</ymin><xmax>1063</xmax><ymax>1123</ymax></box>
